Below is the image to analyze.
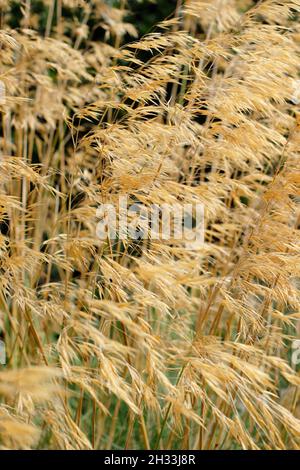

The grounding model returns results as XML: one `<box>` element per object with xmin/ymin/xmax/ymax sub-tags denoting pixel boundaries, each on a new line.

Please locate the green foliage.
<box><xmin>127</xmin><ymin>0</ymin><xmax>178</xmax><ymax>36</ymax></box>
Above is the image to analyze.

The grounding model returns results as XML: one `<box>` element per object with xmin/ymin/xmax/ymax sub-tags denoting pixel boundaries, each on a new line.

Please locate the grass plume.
<box><xmin>0</xmin><ymin>0</ymin><xmax>299</xmax><ymax>449</ymax></box>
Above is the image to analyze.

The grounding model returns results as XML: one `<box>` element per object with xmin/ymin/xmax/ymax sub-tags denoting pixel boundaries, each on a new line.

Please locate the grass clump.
<box><xmin>0</xmin><ymin>0</ymin><xmax>300</xmax><ymax>449</ymax></box>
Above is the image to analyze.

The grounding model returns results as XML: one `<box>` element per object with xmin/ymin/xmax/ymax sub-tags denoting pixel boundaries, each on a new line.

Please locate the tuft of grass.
<box><xmin>0</xmin><ymin>0</ymin><xmax>300</xmax><ymax>450</ymax></box>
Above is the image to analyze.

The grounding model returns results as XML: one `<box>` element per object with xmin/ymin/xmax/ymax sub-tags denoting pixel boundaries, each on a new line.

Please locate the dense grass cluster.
<box><xmin>0</xmin><ymin>0</ymin><xmax>300</xmax><ymax>449</ymax></box>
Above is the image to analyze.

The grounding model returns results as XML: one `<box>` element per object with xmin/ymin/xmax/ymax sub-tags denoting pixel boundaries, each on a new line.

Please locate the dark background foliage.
<box><xmin>9</xmin><ymin>1</ymin><xmax>178</xmax><ymax>39</ymax></box>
